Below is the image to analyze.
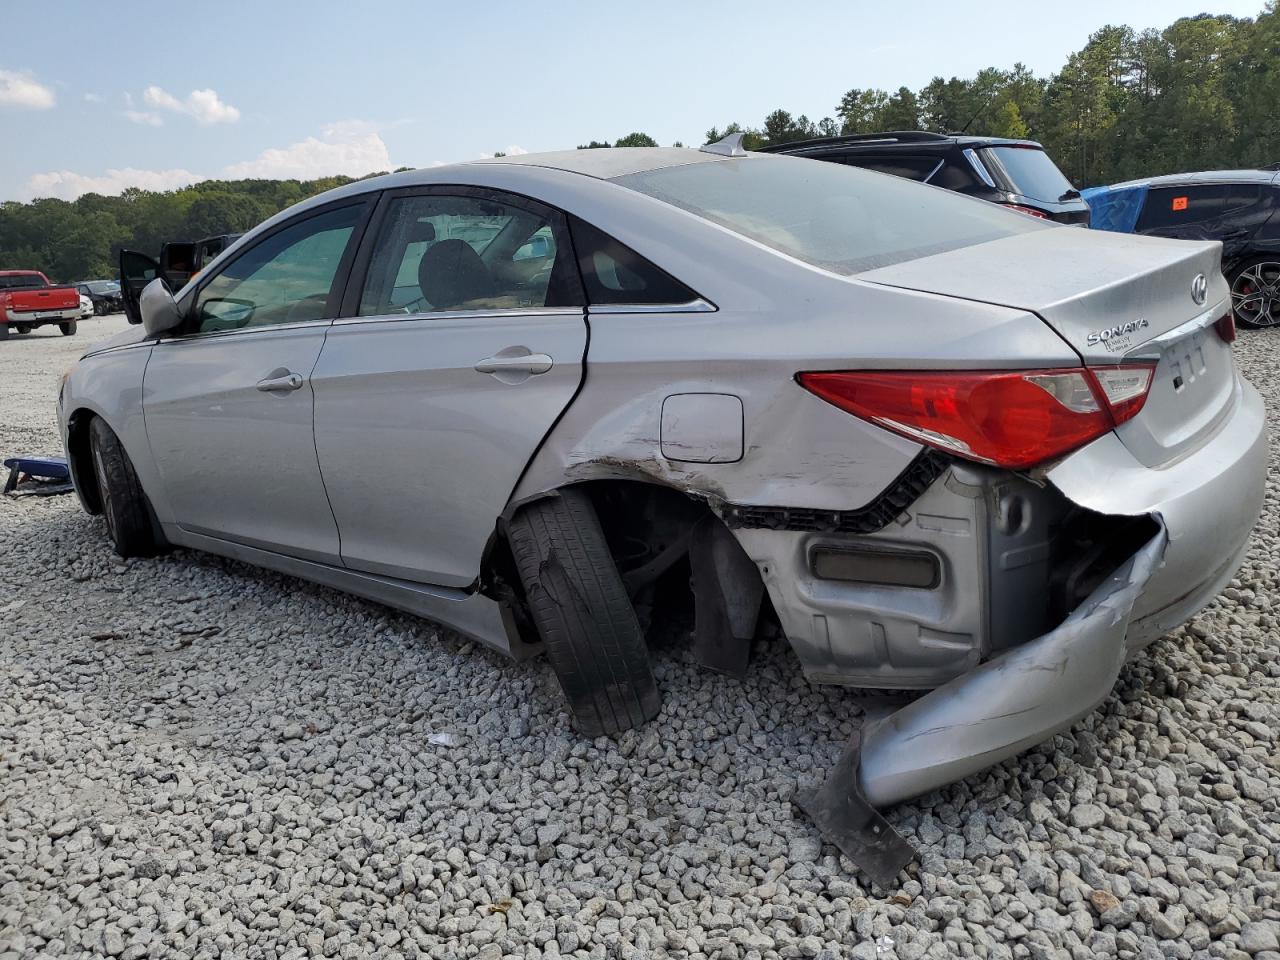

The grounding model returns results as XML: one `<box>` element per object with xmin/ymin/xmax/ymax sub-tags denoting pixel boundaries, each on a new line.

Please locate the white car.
<box><xmin>78</xmin><ymin>294</ymin><xmax>94</xmax><ymax>320</ymax></box>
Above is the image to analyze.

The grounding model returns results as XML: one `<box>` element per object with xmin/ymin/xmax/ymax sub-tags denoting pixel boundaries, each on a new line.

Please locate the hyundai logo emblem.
<box><xmin>1191</xmin><ymin>273</ymin><xmax>1208</xmax><ymax>305</ymax></box>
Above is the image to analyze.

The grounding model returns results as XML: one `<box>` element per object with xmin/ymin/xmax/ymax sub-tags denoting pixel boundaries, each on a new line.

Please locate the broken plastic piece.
<box><xmin>793</xmin><ymin>729</ymin><xmax>915</xmax><ymax>890</ymax></box>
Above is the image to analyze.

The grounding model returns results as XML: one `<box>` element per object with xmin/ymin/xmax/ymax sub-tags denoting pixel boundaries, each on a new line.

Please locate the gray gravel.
<box><xmin>1</xmin><ymin>315</ymin><xmax>1278</xmax><ymax>960</ymax></box>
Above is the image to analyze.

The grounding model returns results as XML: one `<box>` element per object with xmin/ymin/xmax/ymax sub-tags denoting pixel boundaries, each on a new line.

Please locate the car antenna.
<box><xmin>700</xmin><ymin>132</ymin><xmax>748</xmax><ymax>157</ymax></box>
<box><xmin>957</xmin><ymin>78</ymin><xmax>1001</xmax><ymax>134</ymax></box>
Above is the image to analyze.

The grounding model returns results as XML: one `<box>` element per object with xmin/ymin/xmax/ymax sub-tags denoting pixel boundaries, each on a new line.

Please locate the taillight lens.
<box><xmin>1215</xmin><ymin>311</ymin><xmax>1236</xmax><ymax>344</ymax></box>
<box><xmin>1000</xmin><ymin>203</ymin><xmax>1051</xmax><ymax>219</ymax></box>
<box><xmin>798</xmin><ymin>365</ymin><xmax>1156</xmax><ymax>470</ymax></box>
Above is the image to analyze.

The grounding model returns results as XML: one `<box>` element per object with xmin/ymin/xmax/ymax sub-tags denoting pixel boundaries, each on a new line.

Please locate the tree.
<box><xmin>576</xmin><ymin>140</ymin><xmax>612</xmax><ymax>149</ymax></box>
<box><xmin>614</xmin><ymin>132</ymin><xmax>658</xmax><ymax>147</ymax></box>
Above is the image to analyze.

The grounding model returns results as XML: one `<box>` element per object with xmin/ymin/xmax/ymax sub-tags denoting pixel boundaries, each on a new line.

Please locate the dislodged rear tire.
<box><xmin>60</xmin><ymin>320</ymin><xmax>78</xmax><ymax>336</ymax></box>
<box><xmin>89</xmin><ymin>417</ymin><xmax>159</xmax><ymax>558</ymax></box>
<box><xmin>508</xmin><ymin>488</ymin><xmax>661</xmax><ymax>737</ymax></box>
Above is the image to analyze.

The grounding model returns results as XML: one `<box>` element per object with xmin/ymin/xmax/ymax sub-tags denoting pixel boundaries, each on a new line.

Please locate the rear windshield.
<box><xmin>613</xmin><ymin>156</ymin><xmax>1048</xmax><ymax>275</ymax></box>
<box><xmin>981</xmin><ymin>146</ymin><xmax>1075</xmax><ymax>202</ymax></box>
<box><xmin>85</xmin><ymin>280</ymin><xmax>119</xmax><ymax>294</ymax></box>
<box><xmin>0</xmin><ymin>274</ymin><xmax>46</xmax><ymax>290</ymax></box>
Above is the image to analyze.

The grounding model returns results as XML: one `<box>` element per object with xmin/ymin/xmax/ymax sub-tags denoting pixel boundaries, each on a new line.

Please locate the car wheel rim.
<box><xmin>1232</xmin><ymin>262</ymin><xmax>1280</xmax><ymax>326</ymax></box>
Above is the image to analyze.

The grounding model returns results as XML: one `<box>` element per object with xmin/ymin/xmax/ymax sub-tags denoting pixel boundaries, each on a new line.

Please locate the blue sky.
<box><xmin>0</xmin><ymin>0</ymin><xmax>1267</xmax><ymax>202</ymax></box>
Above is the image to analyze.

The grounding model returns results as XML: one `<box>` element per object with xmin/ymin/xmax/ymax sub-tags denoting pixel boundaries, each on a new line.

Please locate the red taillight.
<box><xmin>1215</xmin><ymin>312</ymin><xmax>1236</xmax><ymax>344</ymax></box>
<box><xmin>1000</xmin><ymin>203</ymin><xmax>1051</xmax><ymax>219</ymax></box>
<box><xmin>798</xmin><ymin>365</ymin><xmax>1156</xmax><ymax>470</ymax></box>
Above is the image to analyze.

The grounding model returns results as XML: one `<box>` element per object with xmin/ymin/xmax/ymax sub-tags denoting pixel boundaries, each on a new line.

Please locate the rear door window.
<box><xmin>1137</xmin><ymin>184</ymin><xmax>1265</xmax><ymax>231</ymax></box>
<box><xmin>839</xmin><ymin>155</ymin><xmax>942</xmax><ymax>183</ymax></box>
<box><xmin>356</xmin><ymin>191</ymin><xmax>581</xmax><ymax>316</ymax></box>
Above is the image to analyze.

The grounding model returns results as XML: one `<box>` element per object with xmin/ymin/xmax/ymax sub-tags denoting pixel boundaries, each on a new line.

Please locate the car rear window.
<box><xmin>980</xmin><ymin>146</ymin><xmax>1075</xmax><ymax>202</ymax></box>
<box><xmin>0</xmin><ymin>274</ymin><xmax>46</xmax><ymax>290</ymax></box>
<box><xmin>612</xmin><ymin>155</ymin><xmax>1047</xmax><ymax>275</ymax></box>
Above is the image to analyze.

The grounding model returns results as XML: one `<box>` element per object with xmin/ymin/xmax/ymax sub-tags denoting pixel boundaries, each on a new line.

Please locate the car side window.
<box><xmin>357</xmin><ymin>193</ymin><xmax>580</xmax><ymax>316</ymax></box>
<box><xmin>841</xmin><ymin>155</ymin><xmax>941</xmax><ymax>183</ymax></box>
<box><xmin>1138</xmin><ymin>185</ymin><xmax>1263</xmax><ymax>232</ymax></box>
<box><xmin>568</xmin><ymin>216</ymin><xmax>700</xmax><ymax>306</ymax></box>
<box><xmin>193</xmin><ymin>204</ymin><xmax>363</xmax><ymax>334</ymax></box>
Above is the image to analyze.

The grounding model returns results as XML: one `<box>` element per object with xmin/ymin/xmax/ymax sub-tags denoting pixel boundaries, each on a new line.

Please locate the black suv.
<box><xmin>759</xmin><ymin>131</ymin><xmax>1090</xmax><ymax>225</ymax></box>
<box><xmin>1084</xmin><ymin>170</ymin><xmax>1280</xmax><ymax>328</ymax></box>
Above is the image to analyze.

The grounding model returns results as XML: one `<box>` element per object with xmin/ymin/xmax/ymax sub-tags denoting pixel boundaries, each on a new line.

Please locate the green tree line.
<box><xmin>703</xmin><ymin>8</ymin><xmax>1279</xmax><ymax>187</ymax></box>
<box><xmin>3</xmin><ymin>5</ymin><xmax>1276</xmax><ymax>282</ymax></box>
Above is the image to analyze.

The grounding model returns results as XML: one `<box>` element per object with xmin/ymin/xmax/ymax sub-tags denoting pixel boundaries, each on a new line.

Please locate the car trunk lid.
<box><xmin>858</xmin><ymin>227</ymin><xmax>1235</xmax><ymax>467</ymax></box>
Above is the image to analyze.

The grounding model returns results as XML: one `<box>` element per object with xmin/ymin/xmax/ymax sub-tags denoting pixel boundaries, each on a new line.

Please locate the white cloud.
<box><xmin>142</xmin><ymin>85</ymin><xmax>239</xmax><ymax>124</ymax></box>
<box><xmin>83</xmin><ymin>92</ymin><xmax>104</xmax><ymax>104</ymax></box>
<box><xmin>25</xmin><ymin>166</ymin><xmax>201</xmax><ymax>200</ymax></box>
<box><xmin>125</xmin><ymin>110</ymin><xmax>163</xmax><ymax>127</ymax></box>
<box><xmin>504</xmin><ymin>145</ymin><xmax>529</xmax><ymax>156</ymax></box>
<box><xmin>0</xmin><ymin>69</ymin><xmax>56</xmax><ymax>109</ymax></box>
<box><xmin>223</xmin><ymin>125</ymin><xmax>392</xmax><ymax>180</ymax></box>
<box><xmin>21</xmin><ymin>121</ymin><xmax>396</xmax><ymax>200</ymax></box>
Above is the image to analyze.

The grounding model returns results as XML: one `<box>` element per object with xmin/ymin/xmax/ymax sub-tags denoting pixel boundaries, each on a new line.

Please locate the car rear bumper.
<box><xmin>4</xmin><ymin>307</ymin><xmax>80</xmax><ymax>324</ymax></box>
<box><xmin>851</xmin><ymin>372</ymin><xmax>1265</xmax><ymax>807</ymax></box>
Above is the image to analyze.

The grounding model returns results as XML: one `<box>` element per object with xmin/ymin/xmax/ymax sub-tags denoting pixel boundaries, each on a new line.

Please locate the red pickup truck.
<box><xmin>0</xmin><ymin>271</ymin><xmax>80</xmax><ymax>340</ymax></box>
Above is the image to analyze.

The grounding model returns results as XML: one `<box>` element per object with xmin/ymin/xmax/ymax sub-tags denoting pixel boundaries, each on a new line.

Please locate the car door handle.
<box><xmin>256</xmin><ymin>372</ymin><xmax>304</xmax><ymax>392</ymax></box>
<box><xmin>473</xmin><ymin>353</ymin><xmax>553</xmax><ymax>375</ymax></box>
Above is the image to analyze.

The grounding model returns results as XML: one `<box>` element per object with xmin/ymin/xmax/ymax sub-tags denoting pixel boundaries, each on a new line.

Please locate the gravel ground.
<box><xmin>1</xmin><ymin>315</ymin><xmax>1278</xmax><ymax>960</ymax></box>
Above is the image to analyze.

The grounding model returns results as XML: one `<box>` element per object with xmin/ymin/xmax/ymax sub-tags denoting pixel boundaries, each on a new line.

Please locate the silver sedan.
<box><xmin>59</xmin><ymin>141</ymin><xmax>1265</xmax><ymax>879</ymax></box>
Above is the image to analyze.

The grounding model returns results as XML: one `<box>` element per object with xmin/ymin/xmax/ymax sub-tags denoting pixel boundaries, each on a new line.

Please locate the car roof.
<box><xmin>1106</xmin><ymin>169</ymin><xmax>1280</xmax><ymax>189</ymax></box>
<box><xmin>759</xmin><ymin>131</ymin><xmax>1045</xmax><ymax>154</ymax></box>
<box><xmin>473</xmin><ymin>147</ymin><xmax>720</xmax><ymax>179</ymax></box>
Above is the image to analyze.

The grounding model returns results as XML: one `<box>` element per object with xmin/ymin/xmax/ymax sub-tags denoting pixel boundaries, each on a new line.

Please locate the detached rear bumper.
<box><xmin>855</xmin><ymin>373</ymin><xmax>1265</xmax><ymax>809</ymax></box>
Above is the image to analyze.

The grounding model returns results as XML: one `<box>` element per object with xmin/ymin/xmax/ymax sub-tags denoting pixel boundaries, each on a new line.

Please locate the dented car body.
<box><xmin>59</xmin><ymin>147</ymin><xmax>1264</xmax><ymax>874</ymax></box>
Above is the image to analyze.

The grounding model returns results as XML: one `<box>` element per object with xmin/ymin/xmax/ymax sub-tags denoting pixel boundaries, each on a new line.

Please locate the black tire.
<box><xmin>508</xmin><ymin>488</ymin><xmax>661</xmax><ymax>737</ymax></box>
<box><xmin>0</xmin><ymin>324</ymin><xmax>7</xmax><ymax>341</ymax></box>
<box><xmin>14</xmin><ymin>325</ymin><xmax>30</xmax><ymax>334</ymax></box>
<box><xmin>1228</xmin><ymin>257</ymin><xmax>1280</xmax><ymax>329</ymax></box>
<box><xmin>94</xmin><ymin>301</ymin><xmax>106</xmax><ymax>316</ymax></box>
<box><xmin>60</xmin><ymin>320</ymin><xmax>78</xmax><ymax>336</ymax></box>
<box><xmin>89</xmin><ymin>417</ymin><xmax>159</xmax><ymax>558</ymax></box>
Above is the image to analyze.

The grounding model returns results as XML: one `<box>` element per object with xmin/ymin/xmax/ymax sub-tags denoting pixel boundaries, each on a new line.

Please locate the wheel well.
<box><xmin>484</xmin><ymin>480</ymin><xmax>770</xmax><ymax>672</ymax></box>
<box><xmin>66</xmin><ymin>408</ymin><xmax>102</xmax><ymax>514</ymax></box>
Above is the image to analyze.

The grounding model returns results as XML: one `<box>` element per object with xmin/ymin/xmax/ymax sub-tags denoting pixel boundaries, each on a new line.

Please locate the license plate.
<box><xmin>36</xmin><ymin>312</ymin><xmax>63</xmax><ymax>319</ymax></box>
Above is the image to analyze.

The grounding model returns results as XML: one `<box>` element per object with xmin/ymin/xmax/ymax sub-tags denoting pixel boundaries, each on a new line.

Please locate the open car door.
<box><xmin>159</xmin><ymin>241</ymin><xmax>197</xmax><ymax>291</ymax></box>
<box><xmin>119</xmin><ymin>249</ymin><xmax>161</xmax><ymax>326</ymax></box>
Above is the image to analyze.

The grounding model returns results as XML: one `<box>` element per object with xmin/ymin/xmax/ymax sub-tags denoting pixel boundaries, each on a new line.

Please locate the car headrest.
<box><xmin>417</xmin><ymin>239</ymin><xmax>493</xmax><ymax>310</ymax></box>
<box><xmin>406</xmin><ymin>219</ymin><xmax>436</xmax><ymax>243</ymax></box>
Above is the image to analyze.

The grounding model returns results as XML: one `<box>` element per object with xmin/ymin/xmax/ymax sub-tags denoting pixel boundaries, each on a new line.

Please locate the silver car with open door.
<box><xmin>63</xmin><ymin>139</ymin><xmax>1264</xmax><ymax>883</ymax></box>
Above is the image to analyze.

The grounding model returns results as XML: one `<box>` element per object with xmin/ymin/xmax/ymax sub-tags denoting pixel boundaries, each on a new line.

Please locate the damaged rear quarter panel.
<box><xmin>512</xmin><ymin>262</ymin><xmax>1080</xmax><ymax>513</ymax></box>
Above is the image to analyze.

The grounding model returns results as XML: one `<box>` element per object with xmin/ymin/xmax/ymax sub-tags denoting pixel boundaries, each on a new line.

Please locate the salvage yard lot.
<box><xmin>1</xmin><ymin>316</ymin><xmax>1278</xmax><ymax>960</ymax></box>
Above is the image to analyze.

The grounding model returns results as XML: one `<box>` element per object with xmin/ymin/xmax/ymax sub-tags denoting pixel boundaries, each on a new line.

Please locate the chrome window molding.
<box><xmin>156</xmin><ymin>318</ymin><xmax>334</xmax><ymax>345</ymax></box>
<box><xmin>332</xmin><ymin>306</ymin><xmax>585</xmax><ymax>327</ymax></box>
<box><xmin>588</xmin><ymin>298</ymin><xmax>718</xmax><ymax>315</ymax></box>
<box><xmin>921</xmin><ymin>159</ymin><xmax>947</xmax><ymax>185</ymax></box>
<box><xmin>964</xmin><ymin>149</ymin><xmax>996</xmax><ymax>189</ymax></box>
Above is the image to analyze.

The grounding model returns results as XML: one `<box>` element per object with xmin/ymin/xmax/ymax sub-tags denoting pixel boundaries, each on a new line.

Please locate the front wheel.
<box><xmin>89</xmin><ymin>418</ymin><xmax>160</xmax><ymax>558</ymax></box>
<box><xmin>507</xmin><ymin>488</ymin><xmax>661</xmax><ymax>737</ymax></box>
<box><xmin>1229</xmin><ymin>258</ymin><xmax>1280</xmax><ymax>329</ymax></box>
<box><xmin>60</xmin><ymin>320</ymin><xmax>78</xmax><ymax>336</ymax></box>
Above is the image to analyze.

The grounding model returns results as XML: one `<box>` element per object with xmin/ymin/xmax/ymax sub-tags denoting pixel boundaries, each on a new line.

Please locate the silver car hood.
<box><xmin>858</xmin><ymin>226</ymin><xmax>1226</xmax><ymax>364</ymax></box>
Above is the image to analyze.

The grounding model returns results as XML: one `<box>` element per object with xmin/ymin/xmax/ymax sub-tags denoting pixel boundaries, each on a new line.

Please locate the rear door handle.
<box><xmin>474</xmin><ymin>353</ymin><xmax>553</xmax><ymax>375</ymax></box>
<box><xmin>256</xmin><ymin>372</ymin><xmax>304</xmax><ymax>392</ymax></box>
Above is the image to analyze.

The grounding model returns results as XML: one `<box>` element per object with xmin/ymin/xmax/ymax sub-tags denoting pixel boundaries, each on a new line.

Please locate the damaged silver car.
<box><xmin>60</xmin><ymin>138</ymin><xmax>1265</xmax><ymax>881</ymax></box>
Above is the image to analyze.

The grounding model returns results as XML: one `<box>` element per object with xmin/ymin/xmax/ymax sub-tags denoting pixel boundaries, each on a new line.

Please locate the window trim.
<box><xmin>338</xmin><ymin>184</ymin><xmax>584</xmax><ymax>320</ymax></box>
<box><xmin>172</xmin><ymin>196</ymin><xmax>376</xmax><ymax>340</ymax></box>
